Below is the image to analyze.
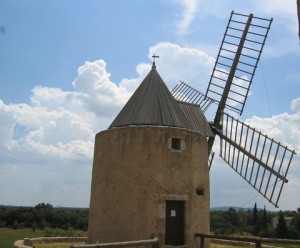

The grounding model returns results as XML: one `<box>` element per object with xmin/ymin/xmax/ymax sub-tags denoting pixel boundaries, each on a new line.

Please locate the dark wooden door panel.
<box><xmin>165</xmin><ymin>200</ymin><xmax>184</xmax><ymax>245</ymax></box>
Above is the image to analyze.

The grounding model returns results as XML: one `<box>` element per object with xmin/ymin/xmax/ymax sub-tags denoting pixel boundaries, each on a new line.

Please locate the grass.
<box><xmin>0</xmin><ymin>228</ymin><xmax>44</xmax><ymax>248</ymax></box>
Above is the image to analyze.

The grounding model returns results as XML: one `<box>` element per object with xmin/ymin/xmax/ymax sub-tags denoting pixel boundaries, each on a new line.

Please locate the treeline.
<box><xmin>2</xmin><ymin>202</ymin><xmax>300</xmax><ymax>240</ymax></box>
<box><xmin>211</xmin><ymin>204</ymin><xmax>300</xmax><ymax>239</ymax></box>
<box><xmin>0</xmin><ymin>203</ymin><xmax>88</xmax><ymax>231</ymax></box>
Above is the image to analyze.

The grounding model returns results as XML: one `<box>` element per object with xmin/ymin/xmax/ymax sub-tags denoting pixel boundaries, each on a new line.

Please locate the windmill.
<box><xmin>171</xmin><ymin>11</ymin><xmax>296</xmax><ymax>208</ymax></box>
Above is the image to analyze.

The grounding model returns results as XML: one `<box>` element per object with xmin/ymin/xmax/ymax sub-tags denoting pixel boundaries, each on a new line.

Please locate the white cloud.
<box><xmin>174</xmin><ymin>0</ymin><xmax>199</xmax><ymax>35</ymax></box>
<box><xmin>291</xmin><ymin>97</ymin><xmax>300</xmax><ymax>112</ymax></box>
<box><xmin>244</xmin><ymin>111</ymin><xmax>300</xmax><ymax>153</ymax></box>
<box><xmin>72</xmin><ymin>60</ymin><xmax>132</xmax><ymax>118</ymax></box>
<box><xmin>147</xmin><ymin>42</ymin><xmax>215</xmax><ymax>90</ymax></box>
<box><xmin>210</xmin><ymin>97</ymin><xmax>300</xmax><ymax>210</ymax></box>
<box><xmin>0</xmin><ymin>60</ymin><xmax>134</xmax><ymax>207</ymax></box>
<box><xmin>0</xmin><ymin>42</ymin><xmax>299</xmax><ymax>209</ymax></box>
<box><xmin>119</xmin><ymin>63</ymin><xmax>151</xmax><ymax>93</ymax></box>
<box><xmin>172</xmin><ymin>0</ymin><xmax>297</xmax><ymax>37</ymax></box>
<box><xmin>0</xmin><ymin>43</ymin><xmax>215</xmax><ymax>207</ymax></box>
<box><xmin>196</xmin><ymin>0</ymin><xmax>297</xmax><ymax>21</ymax></box>
<box><xmin>250</xmin><ymin>0</ymin><xmax>299</xmax><ymax>57</ymax></box>
<box><xmin>179</xmin><ymin>0</ymin><xmax>300</xmax><ymax>58</ymax></box>
<box><xmin>120</xmin><ymin>42</ymin><xmax>215</xmax><ymax>104</ymax></box>
<box><xmin>0</xmin><ymin>59</ymin><xmax>138</xmax><ymax>164</ymax></box>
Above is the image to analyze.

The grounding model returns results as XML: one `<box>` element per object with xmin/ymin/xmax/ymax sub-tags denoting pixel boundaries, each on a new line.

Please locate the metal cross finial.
<box><xmin>152</xmin><ymin>54</ymin><xmax>159</xmax><ymax>63</ymax></box>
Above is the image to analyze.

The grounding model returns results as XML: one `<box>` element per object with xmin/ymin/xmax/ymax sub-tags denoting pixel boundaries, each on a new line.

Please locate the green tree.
<box><xmin>252</xmin><ymin>203</ymin><xmax>261</xmax><ymax>235</ymax></box>
<box><xmin>253</xmin><ymin>203</ymin><xmax>257</xmax><ymax>225</ymax></box>
<box><xmin>262</xmin><ymin>206</ymin><xmax>267</xmax><ymax>229</ymax></box>
<box><xmin>0</xmin><ymin>203</ymin><xmax>89</xmax><ymax>230</ymax></box>
<box><xmin>275</xmin><ymin>211</ymin><xmax>288</xmax><ymax>238</ymax></box>
<box><xmin>290</xmin><ymin>209</ymin><xmax>300</xmax><ymax>238</ymax></box>
<box><xmin>0</xmin><ymin>206</ymin><xmax>6</xmax><ymax>227</ymax></box>
<box><xmin>222</xmin><ymin>208</ymin><xmax>241</xmax><ymax>227</ymax></box>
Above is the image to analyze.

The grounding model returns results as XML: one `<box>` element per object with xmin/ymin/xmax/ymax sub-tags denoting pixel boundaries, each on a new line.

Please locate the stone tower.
<box><xmin>88</xmin><ymin>62</ymin><xmax>214</xmax><ymax>248</ymax></box>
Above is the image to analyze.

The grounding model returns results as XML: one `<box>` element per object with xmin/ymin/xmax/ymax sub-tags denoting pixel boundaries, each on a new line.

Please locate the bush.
<box><xmin>44</xmin><ymin>227</ymin><xmax>84</xmax><ymax>237</ymax></box>
<box><xmin>0</xmin><ymin>204</ymin><xmax>89</xmax><ymax>231</ymax></box>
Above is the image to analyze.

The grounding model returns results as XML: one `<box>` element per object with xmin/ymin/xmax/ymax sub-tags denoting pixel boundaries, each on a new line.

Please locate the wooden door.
<box><xmin>165</xmin><ymin>200</ymin><xmax>185</xmax><ymax>245</ymax></box>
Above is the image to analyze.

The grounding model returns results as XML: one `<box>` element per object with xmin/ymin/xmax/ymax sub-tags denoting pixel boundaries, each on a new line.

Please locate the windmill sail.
<box><xmin>219</xmin><ymin>112</ymin><xmax>296</xmax><ymax>207</ymax></box>
<box><xmin>205</xmin><ymin>11</ymin><xmax>272</xmax><ymax>116</ymax></box>
<box><xmin>208</xmin><ymin>151</ymin><xmax>215</xmax><ymax>170</ymax></box>
<box><xmin>207</xmin><ymin>11</ymin><xmax>272</xmax><ymax>158</ymax></box>
<box><xmin>172</xmin><ymin>81</ymin><xmax>215</xmax><ymax>112</ymax></box>
<box><xmin>170</xmin><ymin>11</ymin><xmax>295</xmax><ymax>207</ymax></box>
<box><xmin>172</xmin><ymin>81</ymin><xmax>216</xmax><ymax>167</ymax></box>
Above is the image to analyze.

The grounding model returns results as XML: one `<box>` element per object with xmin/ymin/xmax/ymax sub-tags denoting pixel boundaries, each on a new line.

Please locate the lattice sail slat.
<box><xmin>208</xmin><ymin>151</ymin><xmax>215</xmax><ymax>171</ymax></box>
<box><xmin>171</xmin><ymin>81</ymin><xmax>215</xmax><ymax>112</ymax></box>
<box><xmin>219</xmin><ymin>112</ymin><xmax>296</xmax><ymax>207</ymax></box>
<box><xmin>205</xmin><ymin>11</ymin><xmax>273</xmax><ymax>115</ymax></box>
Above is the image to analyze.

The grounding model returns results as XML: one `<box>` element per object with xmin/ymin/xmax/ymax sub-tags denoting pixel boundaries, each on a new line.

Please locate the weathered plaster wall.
<box><xmin>88</xmin><ymin>126</ymin><xmax>210</xmax><ymax>248</ymax></box>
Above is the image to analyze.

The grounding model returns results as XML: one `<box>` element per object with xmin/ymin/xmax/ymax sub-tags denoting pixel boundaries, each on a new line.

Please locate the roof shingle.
<box><xmin>109</xmin><ymin>63</ymin><xmax>214</xmax><ymax>137</ymax></box>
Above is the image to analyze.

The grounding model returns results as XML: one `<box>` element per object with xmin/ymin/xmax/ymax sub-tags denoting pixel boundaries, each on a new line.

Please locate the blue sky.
<box><xmin>0</xmin><ymin>0</ymin><xmax>299</xmax><ymax>211</ymax></box>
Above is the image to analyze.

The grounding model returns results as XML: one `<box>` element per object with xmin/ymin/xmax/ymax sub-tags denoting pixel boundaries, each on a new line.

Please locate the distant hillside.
<box><xmin>1</xmin><ymin>204</ymin><xmax>88</xmax><ymax>211</ymax></box>
<box><xmin>211</xmin><ymin>206</ymin><xmax>266</xmax><ymax>212</ymax></box>
<box><xmin>55</xmin><ymin>206</ymin><xmax>88</xmax><ymax>211</ymax></box>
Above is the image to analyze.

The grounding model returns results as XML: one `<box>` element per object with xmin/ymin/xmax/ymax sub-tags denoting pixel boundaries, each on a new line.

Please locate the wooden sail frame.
<box><xmin>205</xmin><ymin>11</ymin><xmax>272</xmax><ymax>116</ymax></box>
<box><xmin>172</xmin><ymin>81</ymin><xmax>215</xmax><ymax>112</ymax></box>
<box><xmin>219</xmin><ymin>112</ymin><xmax>296</xmax><ymax>207</ymax></box>
<box><xmin>170</xmin><ymin>11</ymin><xmax>295</xmax><ymax>207</ymax></box>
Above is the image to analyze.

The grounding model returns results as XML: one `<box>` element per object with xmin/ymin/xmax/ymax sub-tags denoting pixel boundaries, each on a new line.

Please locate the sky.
<box><xmin>0</xmin><ymin>0</ymin><xmax>299</xmax><ymax>211</ymax></box>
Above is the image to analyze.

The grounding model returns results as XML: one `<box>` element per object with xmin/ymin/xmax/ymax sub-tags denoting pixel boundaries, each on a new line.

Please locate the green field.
<box><xmin>0</xmin><ymin>228</ymin><xmax>44</xmax><ymax>248</ymax></box>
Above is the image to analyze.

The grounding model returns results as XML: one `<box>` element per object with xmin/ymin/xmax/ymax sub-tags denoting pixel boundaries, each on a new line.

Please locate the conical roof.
<box><xmin>109</xmin><ymin>63</ymin><xmax>214</xmax><ymax>137</ymax></box>
<box><xmin>109</xmin><ymin>63</ymin><xmax>191</xmax><ymax>129</ymax></box>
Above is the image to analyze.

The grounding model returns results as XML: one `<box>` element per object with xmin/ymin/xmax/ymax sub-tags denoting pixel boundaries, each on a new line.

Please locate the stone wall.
<box><xmin>88</xmin><ymin>126</ymin><xmax>210</xmax><ymax>248</ymax></box>
<box><xmin>13</xmin><ymin>237</ymin><xmax>87</xmax><ymax>248</ymax></box>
